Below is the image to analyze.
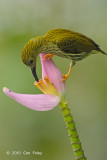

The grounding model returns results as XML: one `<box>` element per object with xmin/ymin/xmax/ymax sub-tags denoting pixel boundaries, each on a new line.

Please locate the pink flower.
<box><xmin>3</xmin><ymin>53</ymin><xmax>66</xmax><ymax>111</ymax></box>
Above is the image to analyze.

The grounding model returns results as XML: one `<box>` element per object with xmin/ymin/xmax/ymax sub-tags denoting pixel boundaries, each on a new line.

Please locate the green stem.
<box><xmin>59</xmin><ymin>97</ymin><xmax>87</xmax><ymax>160</ymax></box>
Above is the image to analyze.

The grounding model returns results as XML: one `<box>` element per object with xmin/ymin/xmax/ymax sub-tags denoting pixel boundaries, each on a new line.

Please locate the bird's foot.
<box><xmin>62</xmin><ymin>74</ymin><xmax>69</xmax><ymax>82</ymax></box>
<box><xmin>62</xmin><ymin>65</ymin><xmax>72</xmax><ymax>82</ymax></box>
<box><xmin>42</xmin><ymin>54</ymin><xmax>54</xmax><ymax>61</ymax></box>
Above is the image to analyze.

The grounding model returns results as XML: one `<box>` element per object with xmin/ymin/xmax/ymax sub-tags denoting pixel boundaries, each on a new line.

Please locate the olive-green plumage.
<box><xmin>21</xmin><ymin>28</ymin><xmax>106</xmax><ymax>81</ymax></box>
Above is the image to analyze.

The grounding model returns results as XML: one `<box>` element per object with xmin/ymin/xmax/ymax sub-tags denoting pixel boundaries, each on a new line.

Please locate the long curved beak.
<box><xmin>31</xmin><ymin>66</ymin><xmax>39</xmax><ymax>82</ymax></box>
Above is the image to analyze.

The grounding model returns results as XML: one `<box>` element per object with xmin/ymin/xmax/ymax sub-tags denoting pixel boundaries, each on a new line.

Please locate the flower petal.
<box><xmin>3</xmin><ymin>87</ymin><xmax>61</xmax><ymax>111</ymax></box>
<box><xmin>40</xmin><ymin>53</ymin><xmax>66</xmax><ymax>95</ymax></box>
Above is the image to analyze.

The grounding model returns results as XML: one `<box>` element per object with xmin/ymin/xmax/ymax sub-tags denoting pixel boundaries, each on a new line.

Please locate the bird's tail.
<box><xmin>98</xmin><ymin>48</ymin><xmax>107</xmax><ymax>55</ymax></box>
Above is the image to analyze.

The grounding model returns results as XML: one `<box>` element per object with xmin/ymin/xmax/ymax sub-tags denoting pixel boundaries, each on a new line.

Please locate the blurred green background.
<box><xmin>0</xmin><ymin>0</ymin><xmax>107</xmax><ymax>160</ymax></box>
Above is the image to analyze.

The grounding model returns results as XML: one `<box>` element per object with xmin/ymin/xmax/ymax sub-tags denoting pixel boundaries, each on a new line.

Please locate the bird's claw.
<box><xmin>42</xmin><ymin>54</ymin><xmax>54</xmax><ymax>61</ymax></box>
<box><xmin>61</xmin><ymin>74</ymin><xmax>69</xmax><ymax>82</ymax></box>
<box><xmin>61</xmin><ymin>65</ymin><xmax>72</xmax><ymax>82</ymax></box>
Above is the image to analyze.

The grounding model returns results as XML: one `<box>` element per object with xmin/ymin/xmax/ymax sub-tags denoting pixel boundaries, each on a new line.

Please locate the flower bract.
<box><xmin>3</xmin><ymin>53</ymin><xmax>66</xmax><ymax>111</ymax></box>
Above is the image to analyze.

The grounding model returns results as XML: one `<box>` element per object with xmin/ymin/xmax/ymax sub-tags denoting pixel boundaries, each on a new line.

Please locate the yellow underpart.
<box><xmin>34</xmin><ymin>77</ymin><xmax>60</xmax><ymax>97</ymax></box>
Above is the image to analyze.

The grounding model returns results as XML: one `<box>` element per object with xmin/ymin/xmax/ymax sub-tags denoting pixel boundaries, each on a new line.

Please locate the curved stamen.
<box><xmin>34</xmin><ymin>77</ymin><xmax>60</xmax><ymax>96</ymax></box>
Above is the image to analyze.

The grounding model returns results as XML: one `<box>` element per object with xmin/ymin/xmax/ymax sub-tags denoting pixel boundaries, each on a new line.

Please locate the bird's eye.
<box><xmin>29</xmin><ymin>59</ymin><xmax>33</xmax><ymax>64</ymax></box>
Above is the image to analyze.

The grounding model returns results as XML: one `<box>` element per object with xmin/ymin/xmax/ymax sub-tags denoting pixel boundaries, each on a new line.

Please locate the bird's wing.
<box><xmin>55</xmin><ymin>34</ymin><xmax>99</xmax><ymax>53</ymax></box>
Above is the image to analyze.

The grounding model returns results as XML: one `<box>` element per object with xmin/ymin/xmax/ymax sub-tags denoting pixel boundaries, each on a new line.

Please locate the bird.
<box><xmin>21</xmin><ymin>28</ymin><xmax>106</xmax><ymax>82</ymax></box>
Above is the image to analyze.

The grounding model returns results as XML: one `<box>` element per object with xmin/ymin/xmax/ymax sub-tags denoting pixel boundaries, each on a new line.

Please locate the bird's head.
<box><xmin>21</xmin><ymin>37</ymin><xmax>43</xmax><ymax>82</ymax></box>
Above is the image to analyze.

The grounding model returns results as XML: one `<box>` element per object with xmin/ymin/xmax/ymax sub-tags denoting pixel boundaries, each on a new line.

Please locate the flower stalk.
<box><xmin>60</xmin><ymin>97</ymin><xmax>87</xmax><ymax>160</ymax></box>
